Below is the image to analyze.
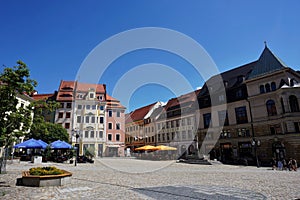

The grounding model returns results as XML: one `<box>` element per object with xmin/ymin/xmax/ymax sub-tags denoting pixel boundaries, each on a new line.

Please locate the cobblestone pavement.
<box><xmin>0</xmin><ymin>158</ymin><xmax>299</xmax><ymax>199</ymax></box>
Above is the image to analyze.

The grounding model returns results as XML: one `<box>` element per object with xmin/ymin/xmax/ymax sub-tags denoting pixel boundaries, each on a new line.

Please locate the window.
<box><xmin>108</xmin><ymin>123</ymin><xmax>112</xmax><ymax>129</ymax></box>
<box><xmin>182</xmin><ymin>118</ymin><xmax>186</xmax><ymax>126</ymax></box>
<box><xmin>89</xmin><ymin>93</ymin><xmax>94</xmax><ymax>99</ymax></box>
<box><xmin>265</xmin><ymin>83</ymin><xmax>271</xmax><ymax>93</ymax></box>
<box><xmin>219</xmin><ymin>95</ymin><xmax>225</xmax><ymax>102</ymax></box>
<box><xmin>117</xmin><ymin>111</ymin><xmax>120</xmax><ymax>117</ymax></box>
<box><xmin>218</xmin><ymin>110</ymin><xmax>229</xmax><ymax>126</ymax></box>
<box><xmin>77</xmin><ymin>105</ymin><xmax>82</xmax><ymax>109</ymax></box>
<box><xmin>85</xmin><ymin>131</ymin><xmax>89</xmax><ymax>138</ymax></box>
<box><xmin>86</xmin><ymin>105</ymin><xmax>91</xmax><ymax>110</ymax></box>
<box><xmin>77</xmin><ymin>116</ymin><xmax>81</xmax><ymax>123</ymax></box>
<box><xmin>167</xmin><ymin>133</ymin><xmax>170</xmax><ymax>141</ymax></box>
<box><xmin>271</xmin><ymin>82</ymin><xmax>276</xmax><ymax>91</ymax></box>
<box><xmin>100</xmin><ymin>105</ymin><xmax>104</xmax><ymax>110</ymax></box>
<box><xmin>281</xmin><ymin>97</ymin><xmax>285</xmax><ymax>114</ymax></box>
<box><xmin>259</xmin><ymin>85</ymin><xmax>265</xmax><ymax>94</ymax></box>
<box><xmin>116</xmin><ymin>123</ymin><xmax>120</xmax><ymax>130</ymax></box>
<box><xmin>60</xmin><ymin>103</ymin><xmax>64</xmax><ymax>108</ymax></box>
<box><xmin>188</xmin><ymin>130</ymin><xmax>193</xmax><ymax>139</ymax></box>
<box><xmin>108</xmin><ymin>134</ymin><xmax>112</xmax><ymax>141</ymax></box>
<box><xmin>158</xmin><ymin>134</ymin><xmax>161</xmax><ymax>142</ymax></box>
<box><xmin>65</xmin><ymin>123</ymin><xmax>70</xmax><ymax>129</ymax></box>
<box><xmin>66</xmin><ymin>103</ymin><xmax>72</xmax><ymax>108</ymax></box>
<box><xmin>98</xmin><ymin>95</ymin><xmax>103</xmax><ymax>101</ymax></box>
<box><xmin>187</xmin><ymin>118</ymin><xmax>192</xmax><ymax>125</ymax></box>
<box><xmin>100</xmin><ymin>117</ymin><xmax>104</xmax><ymax>124</ymax></box>
<box><xmin>90</xmin><ymin>131</ymin><xmax>95</xmax><ymax>138</ymax></box>
<box><xmin>66</xmin><ymin>112</ymin><xmax>71</xmax><ymax>118</ymax></box>
<box><xmin>203</xmin><ymin>113</ymin><xmax>211</xmax><ymax>128</ymax></box>
<box><xmin>99</xmin><ymin>131</ymin><xmax>103</xmax><ymax>138</ymax></box>
<box><xmin>20</xmin><ymin>103</ymin><xmax>24</xmax><ymax>108</ymax></box>
<box><xmin>270</xmin><ymin>124</ymin><xmax>281</xmax><ymax>135</ymax></box>
<box><xmin>58</xmin><ymin>112</ymin><xmax>63</xmax><ymax>118</ymax></box>
<box><xmin>92</xmin><ymin>105</ymin><xmax>96</xmax><ymax>110</ymax></box>
<box><xmin>236</xmin><ymin>89</ymin><xmax>243</xmax><ymax>98</ymax></box>
<box><xmin>182</xmin><ymin>131</ymin><xmax>186</xmax><ymax>140</ymax></box>
<box><xmin>108</xmin><ymin>110</ymin><xmax>112</xmax><ymax>117</ymax></box>
<box><xmin>116</xmin><ymin>134</ymin><xmax>120</xmax><ymax>141</ymax></box>
<box><xmin>289</xmin><ymin>95</ymin><xmax>299</xmax><ymax>112</ymax></box>
<box><xmin>294</xmin><ymin>122</ymin><xmax>300</xmax><ymax>133</ymax></box>
<box><xmin>235</xmin><ymin>106</ymin><xmax>248</xmax><ymax>124</ymax></box>
<box><xmin>91</xmin><ymin>116</ymin><xmax>95</xmax><ymax>123</ymax></box>
<box><xmin>266</xmin><ymin>100</ymin><xmax>277</xmax><ymax>116</ymax></box>
<box><xmin>85</xmin><ymin>116</ymin><xmax>90</xmax><ymax>123</ymax></box>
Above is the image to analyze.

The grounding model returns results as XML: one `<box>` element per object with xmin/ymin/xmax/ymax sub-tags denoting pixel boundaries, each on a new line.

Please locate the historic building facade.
<box><xmin>125</xmin><ymin>45</ymin><xmax>300</xmax><ymax>165</ymax></box>
<box><xmin>197</xmin><ymin>45</ymin><xmax>300</xmax><ymax>165</ymax></box>
<box><xmin>55</xmin><ymin>81</ymin><xmax>125</xmax><ymax>157</ymax></box>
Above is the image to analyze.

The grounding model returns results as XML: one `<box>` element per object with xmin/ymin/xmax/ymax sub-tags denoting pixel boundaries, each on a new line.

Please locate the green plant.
<box><xmin>84</xmin><ymin>146</ymin><xmax>95</xmax><ymax>159</ymax></box>
<box><xmin>29</xmin><ymin>166</ymin><xmax>63</xmax><ymax>176</ymax></box>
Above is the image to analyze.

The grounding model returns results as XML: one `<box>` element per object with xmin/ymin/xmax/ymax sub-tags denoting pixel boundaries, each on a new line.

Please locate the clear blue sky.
<box><xmin>1</xmin><ymin>1</ymin><xmax>300</xmax><ymax>112</ymax></box>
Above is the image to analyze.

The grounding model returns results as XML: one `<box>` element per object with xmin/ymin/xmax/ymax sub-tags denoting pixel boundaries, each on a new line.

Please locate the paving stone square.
<box><xmin>0</xmin><ymin>158</ymin><xmax>299</xmax><ymax>199</ymax></box>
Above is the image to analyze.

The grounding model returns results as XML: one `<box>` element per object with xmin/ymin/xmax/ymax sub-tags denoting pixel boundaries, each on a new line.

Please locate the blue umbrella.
<box><xmin>14</xmin><ymin>138</ymin><xmax>46</xmax><ymax>149</ymax></box>
<box><xmin>37</xmin><ymin>139</ymin><xmax>49</xmax><ymax>149</ymax></box>
<box><xmin>50</xmin><ymin>140</ymin><xmax>72</xmax><ymax>149</ymax></box>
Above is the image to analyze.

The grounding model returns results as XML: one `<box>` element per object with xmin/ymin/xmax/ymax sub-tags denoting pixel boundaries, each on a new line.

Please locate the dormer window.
<box><xmin>89</xmin><ymin>93</ymin><xmax>94</xmax><ymax>99</ymax></box>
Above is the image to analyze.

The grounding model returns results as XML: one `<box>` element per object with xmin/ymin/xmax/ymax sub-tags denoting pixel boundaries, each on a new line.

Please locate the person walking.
<box><xmin>291</xmin><ymin>158</ymin><xmax>297</xmax><ymax>171</ymax></box>
<box><xmin>271</xmin><ymin>157</ymin><xmax>277</xmax><ymax>170</ymax></box>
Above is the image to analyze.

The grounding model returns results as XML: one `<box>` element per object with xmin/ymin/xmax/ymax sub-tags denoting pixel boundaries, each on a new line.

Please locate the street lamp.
<box><xmin>72</xmin><ymin>129</ymin><xmax>80</xmax><ymax>166</ymax></box>
<box><xmin>252</xmin><ymin>138</ymin><xmax>261</xmax><ymax>168</ymax></box>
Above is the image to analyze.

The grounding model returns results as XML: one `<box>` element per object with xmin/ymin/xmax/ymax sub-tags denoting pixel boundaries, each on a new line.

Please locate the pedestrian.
<box><xmin>291</xmin><ymin>158</ymin><xmax>297</xmax><ymax>171</ymax></box>
<box><xmin>277</xmin><ymin>159</ymin><xmax>283</xmax><ymax>171</ymax></box>
<box><xmin>271</xmin><ymin>157</ymin><xmax>277</xmax><ymax>170</ymax></box>
<box><xmin>282</xmin><ymin>159</ymin><xmax>287</xmax><ymax>171</ymax></box>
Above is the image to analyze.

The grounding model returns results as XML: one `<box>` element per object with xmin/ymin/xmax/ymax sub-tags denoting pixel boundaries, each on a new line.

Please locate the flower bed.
<box><xmin>21</xmin><ymin>166</ymin><xmax>72</xmax><ymax>187</ymax></box>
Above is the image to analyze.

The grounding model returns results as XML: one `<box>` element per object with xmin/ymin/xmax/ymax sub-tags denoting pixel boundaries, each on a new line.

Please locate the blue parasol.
<box><xmin>50</xmin><ymin>140</ymin><xmax>72</xmax><ymax>149</ymax></box>
<box><xmin>14</xmin><ymin>138</ymin><xmax>47</xmax><ymax>149</ymax></box>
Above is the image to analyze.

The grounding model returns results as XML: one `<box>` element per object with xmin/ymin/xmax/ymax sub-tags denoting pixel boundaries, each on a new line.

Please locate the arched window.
<box><xmin>259</xmin><ymin>85</ymin><xmax>265</xmax><ymax>94</ymax></box>
<box><xmin>266</xmin><ymin>100</ymin><xmax>277</xmax><ymax>116</ymax></box>
<box><xmin>271</xmin><ymin>82</ymin><xmax>276</xmax><ymax>91</ymax></box>
<box><xmin>289</xmin><ymin>95</ymin><xmax>299</xmax><ymax>112</ymax></box>
<box><xmin>265</xmin><ymin>83</ymin><xmax>271</xmax><ymax>93</ymax></box>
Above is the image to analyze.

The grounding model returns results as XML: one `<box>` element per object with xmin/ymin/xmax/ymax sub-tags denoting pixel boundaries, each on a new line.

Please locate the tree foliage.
<box><xmin>29</xmin><ymin>100</ymin><xmax>69</xmax><ymax>144</ymax></box>
<box><xmin>0</xmin><ymin>61</ymin><xmax>37</xmax><ymax>147</ymax></box>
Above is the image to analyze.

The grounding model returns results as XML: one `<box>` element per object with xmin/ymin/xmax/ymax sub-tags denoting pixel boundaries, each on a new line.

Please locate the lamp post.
<box><xmin>252</xmin><ymin>138</ymin><xmax>261</xmax><ymax>168</ymax></box>
<box><xmin>72</xmin><ymin>129</ymin><xmax>80</xmax><ymax>166</ymax></box>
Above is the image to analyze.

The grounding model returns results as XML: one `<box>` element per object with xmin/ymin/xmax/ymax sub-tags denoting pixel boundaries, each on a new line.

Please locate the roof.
<box><xmin>56</xmin><ymin>80</ymin><xmax>76</xmax><ymax>101</ymax></box>
<box><xmin>32</xmin><ymin>93</ymin><xmax>55</xmax><ymax>101</ymax></box>
<box><xmin>165</xmin><ymin>89</ymin><xmax>200</xmax><ymax>111</ymax></box>
<box><xmin>248</xmin><ymin>45</ymin><xmax>288</xmax><ymax>79</ymax></box>
<box><xmin>76</xmin><ymin>82</ymin><xmax>105</xmax><ymax>93</ymax></box>
<box><xmin>125</xmin><ymin>102</ymin><xmax>157</xmax><ymax>124</ymax></box>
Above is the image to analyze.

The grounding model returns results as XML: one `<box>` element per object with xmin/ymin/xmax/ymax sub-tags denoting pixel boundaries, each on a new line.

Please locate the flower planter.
<box><xmin>21</xmin><ymin>170</ymin><xmax>72</xmax><ymax>187</ymax></box>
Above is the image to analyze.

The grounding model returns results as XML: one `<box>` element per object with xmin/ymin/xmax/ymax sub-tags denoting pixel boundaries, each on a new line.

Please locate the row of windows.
<box><xmin>83</xmin><ymin>130</ymin><xmax>104</xmax><ymax>138</ymax></box>
<box><xmin>107</xmin><ymin>133</ymin><xmax>121</xmax><ymax>141</ymax></box>
<box><xmin>203</xmin><ymin>106</ymin><xmax>248</xmax><ymax>128</ymax></box>
<box><xmin>82</xmin><ymin>130</ymin><xmax>121</xmax><ymax>141</ymax></box>
<box><xmin>259</xmin><ymin>82</ymin><xmax>276</xmax><ymax>94</ymax></box>
<box><xmin>126</xmin><ymin>118</ymin><xmax>193</xmax><ymax>132</ymax></box>
<box><xmin>77</xmin><ymin>116</ymin><xmax>105</xmax><ymax>124</ymax></box>
<box><xmin>60</xmin><ymin>102</ymin><xmax>72</xmax><ymax>109</ymax></box>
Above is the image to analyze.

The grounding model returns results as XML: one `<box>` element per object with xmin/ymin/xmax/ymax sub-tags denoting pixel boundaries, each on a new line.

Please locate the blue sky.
<box><xmin>1</xmin><ymin>1</ymin><xmax>300</xmax><ymax>112</ymax></box>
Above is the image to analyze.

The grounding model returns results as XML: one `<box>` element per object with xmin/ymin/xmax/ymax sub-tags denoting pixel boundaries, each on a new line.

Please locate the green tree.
<box><xmin>29</xmin><ymin>100</ymin><xmax>69</xmax><ymax>144</ymax></box>
<box><xmin>0</xmin><ymin>61</ymin><xmax>37</xmax><ymax>148</ymax></box>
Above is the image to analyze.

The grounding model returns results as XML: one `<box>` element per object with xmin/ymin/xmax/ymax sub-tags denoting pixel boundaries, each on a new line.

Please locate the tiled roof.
<box><xmin>76</xmin><ymin>82</ymin><xmax>105</xmax><ymax>93</ymax></box>
<box><xmin>32</xmin><ymin>93</ymin><xmax>55</xmax><ymax>101</ymax></box>
<box><xmin>125</xmin><ymin>102</ymin><xmax>157</xmax><ymax>123</ymax></box>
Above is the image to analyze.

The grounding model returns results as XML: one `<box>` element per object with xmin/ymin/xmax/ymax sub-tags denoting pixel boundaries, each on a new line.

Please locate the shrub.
<box><xmin>29</xmin><ymin>166</ymin><xmax>64</xmax><ymax>176</ymax></box>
